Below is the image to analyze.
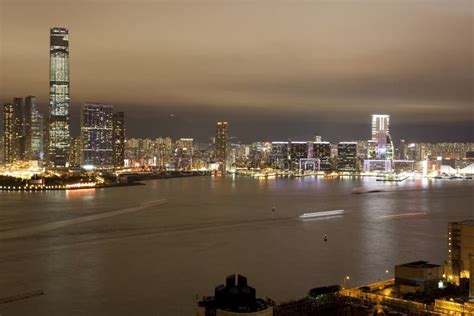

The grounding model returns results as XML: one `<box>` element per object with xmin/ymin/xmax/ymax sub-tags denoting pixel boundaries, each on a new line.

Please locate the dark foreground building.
<box><xmin>197</xmin><ymin>274</ymin><xmax>273</xmax><ymax>315</ymax></box>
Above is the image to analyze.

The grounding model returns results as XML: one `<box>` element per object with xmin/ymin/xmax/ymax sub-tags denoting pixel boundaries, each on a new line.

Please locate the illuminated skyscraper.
<box><xmin>371</xmin><ymin>114</ymin><xmax>394</xmax><ymax>160</ymax></box>
<box><xmin>215</xmin><ymin>121</ymin><xmax>228</xmax><ymax>171</ymax></box>
<box><xmin>49</xmin><ymin>27</ymin><xmax>70</xmax><ymax>167</ymax></box>
<box><xmin>81</xmin><ymin>103</ymin><xmax>114</xmax><ymax>167</ymax></box>
<box><xmin>112</xmin><ymin>112</ymin><xmax>125</xmax><ymax>167</ymax></box>
<box><xmin>3</xmin><ymin>102</ymin><xmax>23</xmax><ymax>163</ymax></box>
<box><xmin>371</xmin><ymin>114</ymin><xmax>390</xmax><ymax>141</ymax></box>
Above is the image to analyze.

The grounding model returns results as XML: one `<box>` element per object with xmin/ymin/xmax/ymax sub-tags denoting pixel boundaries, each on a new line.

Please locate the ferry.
<box><xmin>299</xmin><ymin>210</ymin><xmax>344</xmax><ymax>219</ymax></box>
<box><xmin>376</xmin><ymin>173</ymin><xmax>408</xmax><ymax>182</ymax></box>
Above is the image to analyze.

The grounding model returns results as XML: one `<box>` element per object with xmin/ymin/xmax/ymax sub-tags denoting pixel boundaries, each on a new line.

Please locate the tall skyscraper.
<box><xmin>215</xmin><ymin>121</ymin><xmax>228</xmax><ymax>171</ymax></box>
<box><xmin>371</xmin><ymin>114</ymin><xmax>390</xmax><ymax>141</ymax></box>
<box><xmin>81</xmin><ymin>103</ymin><xmax>114</xmax><ymax>167</ymax></box>
<box><xmin>49</xmin><ymin>27</ymin><xmax>70</xmax><ymax>167</ymax></box>
<box><xmin>112</xmin><ymin>112</ymin><xmax>125</xmax><ymax>167</ymax></box>
<box><xmin>3</xmin><ymin>102</ymin><xmax>23</xmax><ymax>163</ymax></box>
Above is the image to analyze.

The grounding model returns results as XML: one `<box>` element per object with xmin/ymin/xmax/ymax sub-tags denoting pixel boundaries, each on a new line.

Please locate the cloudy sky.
<box><xmin>1</xmin><ymin>0</ymin><xmax>472</xmax><ymax>142</ymax></box>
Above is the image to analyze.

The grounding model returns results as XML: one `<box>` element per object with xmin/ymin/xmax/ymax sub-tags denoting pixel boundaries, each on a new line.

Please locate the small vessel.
<box><xmin>376</xmin><ymin>173</ymin><xmax>408</xmax><ymax>182</ymax></box>
<box><xmin>352</xmin><ymin>187</ymin><xmax>384</xmax><ymax>194</ymax></box>
<box><xmin>324</xmin><ymin>234</ymin><xmax>328</xmax><ymax>242</ymax></box>
<box><xmin>299</xmin><ymin>210</ymin><xmax>344</xmax><ymax>219</ymax></box>
<box><xmin>272</xmin><ymin>206</ymin><xmax>275</xmax><ymax>212</ymax></box>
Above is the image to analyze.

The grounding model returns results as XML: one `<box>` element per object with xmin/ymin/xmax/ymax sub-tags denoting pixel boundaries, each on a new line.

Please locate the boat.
<box><xmin>352</xmin><ymin>187</ymin><xmax>384</xmax><ymax>194</ymax></box>
<box><xmin>376</xmin><ymin>173</ymin><xmax>408</xmax><ymax>182</ymax></box>
<box><xmin>299</xmin><ymin>210</ymin><xmax>344</xmax><ymax>219</ymax></box>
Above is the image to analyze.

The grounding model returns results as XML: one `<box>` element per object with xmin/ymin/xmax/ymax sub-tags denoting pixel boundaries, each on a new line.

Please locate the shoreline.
<box><xmin>0</xmin><ymin>171</ymin><xmax>211</xmax><ymax>192</ymax></box>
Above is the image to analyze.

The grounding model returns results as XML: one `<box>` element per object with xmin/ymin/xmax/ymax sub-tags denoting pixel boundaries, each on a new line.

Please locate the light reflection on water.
<box><xmin>0</xmin><ymin>176</ymin><xmax>472</xmax><ymax>315</ymax></box>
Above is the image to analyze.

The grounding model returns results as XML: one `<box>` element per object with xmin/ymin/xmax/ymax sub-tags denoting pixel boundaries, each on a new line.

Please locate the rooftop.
<box><xmin>397</xmin><ymin>261</ymin><xmax>440</xmax><ymax>269</ymax></box>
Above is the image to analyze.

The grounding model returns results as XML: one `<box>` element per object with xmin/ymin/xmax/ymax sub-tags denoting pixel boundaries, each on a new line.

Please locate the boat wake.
<box><xmin>378</xmin><ymin>212</ymin><xmax>426</xmax><ymax>219</ymax></box>
<box><xmin>0</xmin><ymin>199</ymin><xmax>167</xmax><ymax>241</ymax></box>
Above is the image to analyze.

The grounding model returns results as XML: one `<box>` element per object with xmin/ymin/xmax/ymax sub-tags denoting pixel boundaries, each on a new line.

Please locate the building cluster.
<box><xmin>1</xmin><ymin>28</ymin><xmax>125</xmax><ymax>171</ymax></box>
<box><xmin>1</xmin><ymin>27</ymin><xmax>473</xmax><ymax>177</ymax></box>
<box><xmin>119</xmin><ymin>114</ymin><xmax>473</xmax><ymax>175</ymax></box>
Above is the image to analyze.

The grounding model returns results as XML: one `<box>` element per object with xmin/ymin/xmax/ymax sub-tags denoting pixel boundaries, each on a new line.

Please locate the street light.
<box><xmin>343</xmin><ymin>275</ymin><xmax>350</xmax><ymax>289</ymax></box>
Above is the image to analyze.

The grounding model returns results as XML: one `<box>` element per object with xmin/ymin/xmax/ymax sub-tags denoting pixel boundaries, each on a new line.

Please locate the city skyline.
<box><xmin>1</xmin><ymin>0</ymin><xmax>472</xmax><ymax>143</ymax></box>
<box><xmin>0</xmin><ymin>2</ymin><xmax>473</xmax><ymax>314</ymax></box>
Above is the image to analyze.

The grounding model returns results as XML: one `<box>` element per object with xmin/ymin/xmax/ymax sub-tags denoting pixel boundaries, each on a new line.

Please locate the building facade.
<box><xmin>3</xmin><ymin>102</ymin><xmax>23</xmax><ymax>163</ymax></box>
<box><xmin>81</xmin><ymin>103</ymin><xmax>114</xmax><ymax>168</ymax></box>
<box><xmin>337</xmin><ymin>142</ymin><xmax>357</xmax><ymax>172</ymax></box>
<box><xmin>313</xmin><ymin>141</ymin><xmax>332</xmax><ymax>171</ymax></box>
<box><xmin>215</xmin><ymin>121</ymin><xmax>228</xmax><ymax>172</ymax></box>
<box><xmin>49</xmin><ymin>27</ymin><xmax>70</xmax><ymax>167</ymax></box>
<box><xmin>112</xmin><ymin>112</ymin><xmax>125</xmax><ymax>167</ymax></box>
<box><xmin>371</xmin><ymin>114</ymin><xmax>390</xmax><ymax>141</ymax></box>
<box><xmin>447</xmin><ymin>220</ymin><xmax>474</xmax><ymax>283</ymax></box>
<box><xmin>24</xmin><ymin>96</ymin><xmax>44</xmax><ymax>161</ymax></box>
<box><xmin>395</xmin><ymin>261</ymin><xmax>443</xmax><ymax>294</ymax></box>
<box><xmin>68</xmin><ymin>136</ymin><xmax>82</xmax><ymax>168</ymax></box>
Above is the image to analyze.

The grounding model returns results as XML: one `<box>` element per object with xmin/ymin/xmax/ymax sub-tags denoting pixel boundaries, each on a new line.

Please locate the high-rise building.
<box><xmin>289</xmin><ymin>141</ymin><xmax>309</xmax><ymax>170</ymax></box>
<box><xmin>289</xmin><ymin>142</ymin><xmax>309</xmax><ymax>160</ymax></box>
<box><xmin>271</xmin><ymin>141</ymin><xmax>290</xmax><ymax>169</ymax></box>
<box><xmin>215</xmin><ymin>121</ymin><xmax>228</xmax><ymax>171</ymax></box>
<box><xmin>81</xmin><ymin>103</ymin><xmax>113</xmax><ymax>168</ymax></box>
<box><xmin>313</xmin><ymin>141</ymin><xmax>331</xmax><ymax>171</ymax></box>
<box><xmin>3</xmin><ymin>102</ymin><xmax>23</xmax><ymax>163</ymax></box>
<box><xmin>371</xmin><ymin>114</ymin><xmax>390</xmax><ymax>141</ymax></box>
<box><xmin>398</xmin><ymin>139</ymin><xmax>407</xmax><ymax>160</ymax></box>
<box><xmin>337</xmin><ymin>142</ymin><xmax>357</xmax><ymax>172</ymax></box>
<box><xmin>68</xmin><ymin>136</ymin><xmax>82</xmax><ymax>168</ymax></box>
<box><xmin>13</xmin><ymin>97</ymin><xmax>26</xmax><ymax>159</ymax></box>
<box><xmin>370</xmin><ymin>114</ymin><xmax>394</xmax><ymax>160</ymax></box>
<box><xmin>446</xmin><ymin>220</ymin><xmax>474</xmax><ymax>284</ymax></box>
<box><xmin>24</xmin><ymin>96</ymin><xmax>44</xmax><ymax>161</ymax></box>
<box><xmin>112</xmin><ymin>112</ymin><xmax>125</xmax><ymax>167</ymax></box>
<box><xmin>176</xmin><ymin>138</ymin><xmax>193</xmax><ymax>170</ymax></box>
<box><xmin>49</xmin><ymin>27</ymin><xmax>70</xmax><ymax>167</ymax></box>
<box><xmin>0</xmin><ymin>137</ymin><xmax>4</xmax><ymax>164</ymax></box>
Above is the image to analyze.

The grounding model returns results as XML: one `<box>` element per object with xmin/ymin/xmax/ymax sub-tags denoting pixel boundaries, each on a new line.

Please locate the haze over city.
<box><xmin>1</xmin><ymin>0</ymin><xmax>472</xmax><ymax>142</ymax></box>
<box><xmin>1</xmin><ymin>1</ymin><xmax>474</xmax><ymax>315</ymax></box>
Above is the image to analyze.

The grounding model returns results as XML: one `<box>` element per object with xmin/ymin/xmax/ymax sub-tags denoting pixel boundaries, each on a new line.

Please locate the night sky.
<box><xmin>1</xmin><ymin>0</ymin><xmax>472</xmax><ymax>143</ymax></box>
